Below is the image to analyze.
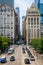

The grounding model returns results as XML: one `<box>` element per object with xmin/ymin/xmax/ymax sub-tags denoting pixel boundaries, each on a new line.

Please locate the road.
<box><xmin>0</xmin><ymin>45</ymin><xmax>43</xmax><ymax>65</ymax></box>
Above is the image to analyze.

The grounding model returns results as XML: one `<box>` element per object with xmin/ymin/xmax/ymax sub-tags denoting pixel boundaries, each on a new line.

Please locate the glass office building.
<box><xmin>15</xmin><ymin>7</ymin><xmax>20</xmax><ymax>35</ymax></box>
<box><xmin>35</xmin><ymin>0</ymin><xmax>43</xmax><ymax>36</ymax></box>
<box><xmin>0</xmin><ymin>0</ymin><xmax>14</xmax><ymax>8</ymax></box>
<box><xmin>35</xmin><ymin>0</ymin><xmax>43</xmax><ymax>23</ymax></box>
<box><xmin>35</xmin><ymin>0</ymin><xmax>40</xmax><ymax>8</ymax></box>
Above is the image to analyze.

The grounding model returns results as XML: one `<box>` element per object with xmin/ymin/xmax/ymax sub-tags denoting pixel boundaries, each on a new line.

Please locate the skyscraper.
<box><xmin>35</xmin><ymin>0</ymin><xmax>43</xmax><ymax>36</ymax></box>
<box><xmin>15</xmin><ymin>7</ymin><xmax>20</xmax><ymax>35</ymax></box>
<box><xmin>35</xmin><ymin>0</ymin><xmax>43</xmax><ymax>23</ymax></box>
<box><xmin>0</xmin><ymin>0</ymin><xmax>14</xmax><ymax>8</ymax></box>
<box><xmin>35</xmin><ymin>0</ymin><xmax>40</xmax><ymax>8</ymax></box>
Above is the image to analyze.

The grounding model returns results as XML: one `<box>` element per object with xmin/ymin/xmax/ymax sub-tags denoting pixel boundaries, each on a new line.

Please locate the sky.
<box><xmin>14</xmin><ymin>0</ymin><xmax>34</xmax><ymax>35</ymax></box>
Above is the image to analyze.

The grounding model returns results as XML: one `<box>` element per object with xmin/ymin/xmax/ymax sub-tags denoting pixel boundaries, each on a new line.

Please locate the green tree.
<box><xmin>31</xmin><ymin>38</ymin><xmax>43</xmax><ymax>54</ymax></box>
<box><xmin>0</xmin><ymin>36</ymin><xmax>10</xmax><ymax>51</ymax></box>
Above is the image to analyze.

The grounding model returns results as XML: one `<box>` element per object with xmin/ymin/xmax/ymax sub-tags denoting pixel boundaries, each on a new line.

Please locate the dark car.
<box><xmin>23</xmin><ymin>50</ymin><xmax>25</xmax><ymax>53</ymax></box>
<box><xmin>22</xmin><ymin>47</ymin><xmax>25</xmax><ymax>53</ymax></box>
<box><xmin>29</xmin><ymin>53</ymin><xmax>32</xmax><ymax>57</ymax></box>
<box><xmin>27</xmin><ymin>50</ymin><xmax>30</xmax><ymax>53</ymax></box>
<box><xmin>0</xmin><ymin>56</ymin><xmax>7</xmax><ymax>63</ymax></box>
<box><xmin>24</xmin><ymin>59</ymin><xmax>30</xmax><ymax>64</ymax></box>
<box><xmin>10</xmin><ymin>56</ymin><xmax>15</xmax><ymax>61</ymax></box>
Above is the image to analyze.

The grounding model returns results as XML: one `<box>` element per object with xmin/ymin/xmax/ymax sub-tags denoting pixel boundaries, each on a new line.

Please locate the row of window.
<box><xmin>1</xmin><ymin>27</ymin><xmax>13</xmax><ymax>29</ymax></box>
<box><xmin>28</xmin><ymin>26</ymin><xmax>39</xmax><ymax>28</ymax></box>
<box><xmin>28</xmin><ymin>29</ymin><xmax>40</xmax><ymax>37</ymax></box>
<box><xmin>28</xmin><ymin>18</ymin><xmax>39</xmax><ymax>25</ymax></box>
<box><xmin>28</xmin><ymin>11</ymin><xmax>39</xmax><ymax>14</ymax></box>
<box><xmin>0</xmin><ymin>8</ymin><xmax>13</xmax><ymax>12</ymax></box>
<box><xmin>0</xmin><ymin>14</ymin><xmax>13</xmax><ymax>17</ymax></box>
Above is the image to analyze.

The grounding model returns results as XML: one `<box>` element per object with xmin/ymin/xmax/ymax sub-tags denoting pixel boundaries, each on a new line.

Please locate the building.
<box><xmin>15</xmin><ymin>7</ymin><xmax>20</xmax><ymax>35</ymax></box>
<box><xmin>14</xmin><ymin>12</ymin><xmax>18</xmax><ymax>41</ymax></box>
<box><xmin>35</xmin><ymin>0</ymin><xmax>43</xmax><ymax>36</ymax></box>
<box><xmin>41</xmin><ymin>22</ymin><xmax>43</xmax><ymax>37</ymax></box>
<box><xmin>0</xmin><ymin>4</ymin><xmax>18</xmax><ymax>44</ymax></box>
<box><xmin>35</xmin><ymin>0</ymin><xmax>43</xmax><ymax>22</ymax></box>
<box><xmin>0</xmin><ymin>0</ymin><xmax>14</xmax><ymax>8</ymax></box>
<box><xmin>22</xmin><ymin>16</ymin><xmax>26</xmax><ymax>36</ymax></box>
<box><xmin>24</xmin><ymin>3</ymin><xmax>40</xmax><ymax>45</ymax></box>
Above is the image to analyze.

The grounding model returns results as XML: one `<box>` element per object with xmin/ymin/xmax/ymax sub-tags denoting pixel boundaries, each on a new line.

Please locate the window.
<box><xmin>28</xmin><ymin>18</ymin><xmax>30</xmax><ymax>25</ymax></box>
<box><xmin>37</xmin><ymin>26</ymin><xmax>39</xmax><ymax>28</ymax></box>
<box><xmin>7</xmin><ymin>15</ymin><xmax>10</xmax><ymax>17</ymax></box>
<box><xmin>34</xmin><ymin>18</ymin><xmax>36</xmax><ymax>25</ymax></box>
<box><xmin>11</xmin><ymin>27</ymin><xmax>13</xmax><ymax>29</ymax></box>
<box><xmin>31</xmin><ymin>26</ymin><xmax>33</xmax><ymax>28</ymax></box>
<box><xmin>31</xmin><ymin>18</ymin><xmax>33</xmax><ymax>25</ymax></box>
<box><xmin>31</xmin><ymin>29</ymin><xmax>33</xmax><ymax>37</ymax></box>
<box><xmin>8</xmin><ymin>8</ymin><xmax>10</xmax><ymax>12</ymax></box>
<box><xmin>28</xmin><ymin>29</ymin><xmax>31</xmax><ymax>38</ymax></box>
<box><xmin>37</xmin><ymin>29</ymin><xmax>39</xmax><ymax>37</ymax></box>
<box><xmin>28</xmin><ymin>26</ymin><xmax>30</xmax><ymax>28</ymax></box>
<box><xmin>11</xmin><ymin>22</ymin><xmax>13</xmax><ymax>24</ymax></box>
<box><xmin>1</xmin><ymin>8</ymin><xmax>3</xmax><ymax>12</ymax></box>
<box><xmin>7</xmin><ymin>33</ymin><xmax>10</xmax><ymax>36</ymax></box>
<box><xmin>34</xmin><ymin>26</ymin><xmax>36</xmax><ymax>28</ymax></box>
<box><xmin>11</xmin><ymin>10</ymin><xmax>13</xmax><ymax>12</ymax></box>
<box><xmin>34</xmin><ymin>29</ymin><xmax>36</xmax><ymax>37</ymax></box>
<box><xmin>4</xmin><ymin>8</ymin><xmax>6</xmax><ymax>12</ymax></box>
<box><xmin>37</xmin><ymin>18</ymin><xmax>39</xmax><ymax>25</ymax></box>
<box><xmin>7</xmin><ymin>27</ymin><xmax>10</xmax><ymax>29</ymax></box>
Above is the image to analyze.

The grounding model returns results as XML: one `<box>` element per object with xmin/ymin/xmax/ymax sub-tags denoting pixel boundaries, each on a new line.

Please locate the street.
<box><xmin>0</xmin><ymin>45</ymin><xmax>43</xmax><ymax>65</ymax></box>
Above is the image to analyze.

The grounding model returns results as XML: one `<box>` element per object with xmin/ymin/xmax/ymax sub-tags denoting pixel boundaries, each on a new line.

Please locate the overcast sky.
<box><xmin>14</xmin><ymin>0</ymin><xmax>34</xmax><ymax>35</ymax></box>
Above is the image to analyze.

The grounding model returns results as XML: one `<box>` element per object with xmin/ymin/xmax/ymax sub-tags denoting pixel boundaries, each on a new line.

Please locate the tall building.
<box><xmin>35</xmin><ymin>0</ymin><xmax>43</xmax><ymax>37</ymax></box>
<box><xmin>0</xmin><ymin>0</ymin><xmax>14</xmax><ymax>8</ymax></box>
<box><xmin>35</xmin><ymin>0</ymin><xmax>43</xmax><ymax>23</ymax></box>
<box><xmin>0</xmin><ymin>4</ymin><xmax>18</xmax><ymax>44</ymax></box>
<box><xmin>22</xmin><ymin>16</ymin><xmax>25</xmax><ymax>36</ymax></box>
<box><xmin>23</xmin><ymin>3</ymin><xmax>40</xmax><ymax>45</ymax></box>
<box><xmin>15</xmin><ymin>7</ymin><xmax>20</xmax><ymax>35</ymax></box>
<box><xmin>41</xmin><ymin>22</ymin><xmax>43</xmax><ymax>37</ymax></box>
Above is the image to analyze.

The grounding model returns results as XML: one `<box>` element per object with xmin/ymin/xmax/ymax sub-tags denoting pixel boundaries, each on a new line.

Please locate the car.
<box><xmin>29</xmin><ymin>53</ymin><xmax>32</xmax><ymax>57</ymax></box>
<box><xmin>30</xmin><ymin>56</ymin><xmax>35</xmax><ymax>61</ymax></box>
<box><xmin>0</xmin><ymin>56</ymin><xmax>7</xmax><ymax>63</ymax></box>
<box><xmin>27</xmin><ymin>50</ymin><xmax>30</xmax><ymax>53</ymax></box>
<box><xmin>23</xmin><ymin>50</ymin><xmax>25</xmax><ymax>53</ymax></box>
<box><xmin>24</xmin><ymin>59</ymin><xmax>30</xmax><ymax>64</ymax></box>
<box><xmin>10</xmin><ymin>56</ymin><xmax>15</xmax><ymax>61</ymax></box>
<box><xmin>0</xmin><ymin>58</ymin><xmax>1</xmax><ymax>63</ymax></box>
<box><xmin>8</xmin><ymin>48</ymin><xmax>14</xmax><ymax>54</ymax></box>
<box><xmin>25</xmin><ymin>47</ymin><xmax>28</xmax><ymax>51</ymax></box>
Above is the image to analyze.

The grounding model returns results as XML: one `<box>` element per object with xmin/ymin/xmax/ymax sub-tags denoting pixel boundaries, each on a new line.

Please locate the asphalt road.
<box><xmin>0</xmin><ymin>45</ymin><xmax>43</xmax><ymax>65</ymax></box>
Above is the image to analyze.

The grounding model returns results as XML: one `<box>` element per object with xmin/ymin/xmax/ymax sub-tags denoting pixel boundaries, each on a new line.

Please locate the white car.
<box><xmin>8</xmin><ymin>48</ymin><xmax>14</xmax><ymax>54</ymax></box>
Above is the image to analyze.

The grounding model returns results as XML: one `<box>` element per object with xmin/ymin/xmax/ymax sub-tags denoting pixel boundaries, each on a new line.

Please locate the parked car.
<box><xmin>8</xmin><ymin>48</ymin><xmax>14</xmax><ymax>54</ymax></box>
<box><xmin>23</xmin><ymin>50</ymin><xmax>25</xmax><ymax>53</ymax></box>
<box><xmin>22</xmin><ymin>48</ymin><xmax>25</xmax><ymax>53</ymax></box>
<box><xmin>10</xmin><ymin>55</ymin><xmax>15</xmax><ymax>61</ymax></box>
<box><xmin>0</xmin><ymin>58</ymin><xmax>1</xmax><ymax>63</ymax></box>
<box><xmin>25</xmin><ymin>47</ymin><xmax>28</xmax><ymax>51</ymax></box>
<box><xmin>0</xmin><ymin>56</ymin><xmax>7</xmax><ymax>63</ymax></box>
<box><xmin>24</xmin><ymin>59</ymin><xmax>30</xmax><ymax>64</ymax></box>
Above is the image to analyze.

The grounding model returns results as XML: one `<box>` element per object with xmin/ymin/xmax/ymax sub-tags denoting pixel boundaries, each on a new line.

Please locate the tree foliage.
<box><xmin>31</xmin><ymin>38</ymin><xmax>43</xmax><ymax>54</ymax></box>
<box><xmin>0</xmin><ymin>36</ymin><xmax>10</xmax><ymax>51</ymax></box>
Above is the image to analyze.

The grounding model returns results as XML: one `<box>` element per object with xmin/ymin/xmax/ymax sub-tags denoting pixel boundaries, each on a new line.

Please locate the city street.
<box><xmin>0</xmin><ymin>45</ymin><xmax>43</xmax><ymax>65</ymax></box>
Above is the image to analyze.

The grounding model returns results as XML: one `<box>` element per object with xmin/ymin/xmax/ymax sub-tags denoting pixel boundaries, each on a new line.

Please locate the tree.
<box><xmin>0</xmin><ymin>36</ymin><xmax>10</xmax><ymax>51</ymax></box>
<box><xmin>31</xmin><ymin>38</ymin><xmax>43</xmax><ymax>54</ymax></box>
